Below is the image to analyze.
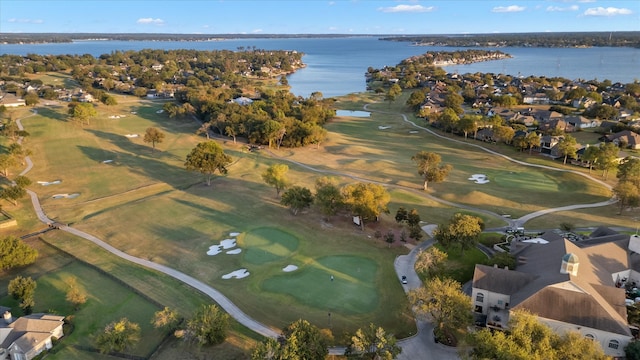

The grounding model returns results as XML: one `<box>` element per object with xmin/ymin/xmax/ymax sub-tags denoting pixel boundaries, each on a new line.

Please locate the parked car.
<box><xmin>401</xmin><ymin>276</ymin><xmax>408</xmax><ymax>284</ymax></box>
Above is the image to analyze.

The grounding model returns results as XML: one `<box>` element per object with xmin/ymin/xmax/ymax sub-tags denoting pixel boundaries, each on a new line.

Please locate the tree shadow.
<box><xmin>84</xmin><ymin>129</ymin><xmax>182</xmax><ymax>162</ymax></box>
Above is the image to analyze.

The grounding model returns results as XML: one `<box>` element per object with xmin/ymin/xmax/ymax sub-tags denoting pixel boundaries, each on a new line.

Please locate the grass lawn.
<box><xmin>434</xmin><ymin>244</ymin><xmax>489</xmax><ymax>284</ymax></box>
<box><xmin>0</xmin><ymin>86</ymin><xmax>635</xmax><ymax>358</ymax></box>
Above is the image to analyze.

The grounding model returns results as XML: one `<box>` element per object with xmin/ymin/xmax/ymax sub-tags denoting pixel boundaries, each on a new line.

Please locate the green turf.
<box><xmin>262</xmin><ymin>255</ymin><xmax>378</xmax><ymax>315</ymax></box>
<box><xmin>242</xmin><ymin>227</ymin><xmax>299</xmax><ymax>265</ymax></box>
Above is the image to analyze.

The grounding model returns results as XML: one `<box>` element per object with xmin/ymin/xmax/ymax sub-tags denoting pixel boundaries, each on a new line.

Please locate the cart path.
<box><xmin>14</xmin><ymin>102</ymin><xmax>619</xmax><ymax>357</ymax></box>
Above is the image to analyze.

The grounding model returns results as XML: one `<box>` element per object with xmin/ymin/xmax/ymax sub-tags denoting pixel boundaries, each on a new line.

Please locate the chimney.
<box><xmin>3</xmin><ymin>311</ymin><xmax>12</xmax><ymax>324</ymax></box>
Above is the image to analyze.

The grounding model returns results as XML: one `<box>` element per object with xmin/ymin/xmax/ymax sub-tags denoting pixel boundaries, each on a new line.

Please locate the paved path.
<box><xmin>15</xmin><ymin>103</ymin><xmax>622</xmax><ymax>358</ymax></box>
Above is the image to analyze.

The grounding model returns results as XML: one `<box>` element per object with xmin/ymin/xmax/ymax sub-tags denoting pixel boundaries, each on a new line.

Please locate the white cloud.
<box><xmin>251</xmin><ymin>29</ymin><xmax>263</xmax><ymax>33</ymax></box>
<box><xmin>8</xmin><ymin>18</ymin><xmax>43</xmax><ymax>24</ymax></box>
<box><xmin>136</xmin><ymin>18</ymin><xmax>165</xmax><ymax>25</ymax></box>
<box><xmin>491</xmin><ymin>5</ymin><xmax>526</xmax><ymax>13</ymax></box>
<box><xmin>378</xmin><ymin>5</ymin><xmax>435</xmax><ymax>13</ymax></box>
<box><xmin>583</xmin><ymin>7</ymin><xmax>633</xmax><ymax>16</ymax></box>
<box><xmin>546</xmin><ymin>5</ymin><xmax>579</xmax><ymax>12</ymax></box>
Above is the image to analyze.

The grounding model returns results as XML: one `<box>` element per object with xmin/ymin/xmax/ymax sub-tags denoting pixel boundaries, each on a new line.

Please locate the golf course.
<box><xmin>0</xmin><ymin>72</ymin><xmax>636</xmax><ymax>359</ymax></box>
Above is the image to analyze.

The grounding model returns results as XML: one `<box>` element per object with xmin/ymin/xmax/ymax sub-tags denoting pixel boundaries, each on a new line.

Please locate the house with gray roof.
<box><xmin>472</xmin><ymin>230</ymin><xmax>640</xmax><ymax>358</ymax></box>
<box><xmin>0</xmin><ymin>311</ymin><xmax>64</xmax><ymax>360</ymax></box>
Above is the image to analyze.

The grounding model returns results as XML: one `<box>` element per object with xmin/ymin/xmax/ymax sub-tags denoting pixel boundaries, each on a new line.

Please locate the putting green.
<box><xmin>243</xmin><ymin>227</ymin><xmax>299</xmax><ymax>265</ymax></box>
<box><xmin>490</xmin><ymin>170</ymin><xmax>559</xmax><ymax>192</ymax></box>
<box><xmin>261</xmin><ymin>255</ymin><xmax>379</xmax><ymax>315</ymax></box>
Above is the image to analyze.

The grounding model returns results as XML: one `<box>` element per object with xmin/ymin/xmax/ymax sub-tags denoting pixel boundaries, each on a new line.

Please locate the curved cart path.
<box><xmin>14</xmin><ymin>101</ymin><xmax>621</xmax><ymax>357</ymax></box>
<box><xmin>16</xmin><ymin>112</ymin><xmax>282</xmax><ymax>338</ymax></box>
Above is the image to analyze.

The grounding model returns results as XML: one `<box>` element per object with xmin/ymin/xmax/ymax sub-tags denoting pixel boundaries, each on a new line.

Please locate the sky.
<box><xmin>0</xmin><ymin>0</ymin><xmax>639</xmax><ymax>35</ymax></box>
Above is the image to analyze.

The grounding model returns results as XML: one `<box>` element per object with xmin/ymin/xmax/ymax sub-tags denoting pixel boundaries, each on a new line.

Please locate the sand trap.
<box><xmin>409</xmin><ymin>130</ymin><xmax>419</xmax><ymax>134</ymax></box>
<box><xmin>156</xmin><ymin>109</ymin><xmax>164</xmax><ymax>114</ymax></box>
<box><xmin>207</xmin><ymin>238</ymin><xmax>237</xmax><ymax>256</ymax></box>
<box><xmin>131</xmin><ymin>111</ymin><xmax>137</xmax><ymax>114</ymax></box>
<box><xmin>102</xmin><ymin>160</ymin><xmax>113</xmax><ymax>163</ymax></box>
<box><xmin>38</xmin><ymin>180</ymin><xmax>61</xmax><ymax>186</ymax></box>
<box><xmin>108</xmin><ymin>115</ymin><xmax>125</xmax><ymax>119</ymax></box>
<box><xmin>125</xmin><ymin>134</ymin><xmax>139</xmax><ymax>138</ymax></box>
<box><xmin>226</xmin><ymin>249</ymin><xmax>242</xmax><ymax>255</ymax></box>
<box><xmin>229</xmin><ymin>232</ymin><xmax>240</xmax><ymax>237</ymax></box>
<box><xmin>207</xmin><ymin>246</ymin><xmax>223</xmax><ymax>256</ymax></box>
<box><xmin>282</xmin><ymin>264</ymin><xmax>298</xmax><ymax>272</ymax></box>
<box><xmin>220</xmin><ymin>239</ymin><xmax>236</xmax><ymax>249</ymax></box>
<box><xmin>378</xmin><ymin>126</ymin><xmax>391</xmax><ymax>130</ymax></box>
<box><xmin>468</xmin><ymin>174</ymin><xmax>490</xmax><ymax>184</ymax></box>
<box><xmin>52</xmin><ymin>193</ymin><xmax>79</xmax><ymax>199</ymax></box>
<box><xmin>222</xmin><ymin>269</ymin><xmax>249</xmax><ymax>279</ymax></box>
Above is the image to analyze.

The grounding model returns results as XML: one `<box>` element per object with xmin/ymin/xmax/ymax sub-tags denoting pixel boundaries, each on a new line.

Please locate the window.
<box><xmin>476</xmin><ymin>293</ymin><xmax>484</xmax><ymax>303</ymax></box>
<box><xmin>608</xmin><ymin>340</ymin><xmax>619</xmax><ymax>349</ymax></box>
<box><xmin>497</xmin><ymin>300</ymin><xmax>503</xmax><ymax>305</ymax></box>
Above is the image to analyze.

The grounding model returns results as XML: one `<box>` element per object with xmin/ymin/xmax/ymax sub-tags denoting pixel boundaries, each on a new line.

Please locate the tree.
<box><xmin>557</xmin><ymin>135</ymin><xmax>578</xmax><ymax>164</ymax></box>
<box><xmin>152</xmin><ymin>307</ymin><xmax>179</xmax><ymax>330</ymax></box>
<box><xmin>0</xmin><ymin>235</ymin><xmax>38</xmax><ymax>270</ymax></box>
<box><xmin>314</xmin><ymin>177</ymin><xmax>343</xmax><ymax>221</ymax></box>
<box><xmin>582</xmin><ymin>145</ymin><xmax>600</xmax><ymax>173</ymax></box>
<box><xmin>68</xmin><ymin>102</ymin><xmax>97</xmax><ymax>125</ymax></box>
<box><xmin>8</xmin><ymin>276</ymin><xmax>36</xmax><ymax>313</ymax></box>
<box><xmin>438</xmin><ymin>108</ymin><xmax>460</xmax><ymax>133</ymax></box>
<box><xmin>185</xmin><ymin>304</ymin><xmax>229</xmax><ymax>346</ymax></box>
<box><xmin>345</xmin><ymin>323</ymin><xmax>402</xmax><ymax>359</ymax></box>
<box><xmin>395</xmin><ymin>207</ymin><xmax>408</xmax><ymax>223</ymax></box>
<box><xmin>24</xmin><ymin>91</ymin><xmax>39</xmax><ymax>106</ymax></box>
<box><xmin>618</xmin><ymin>156</ymin><xmax>640</xmax><ymax>186</ymax></box>
<box><xmin>252</xmin><ymin>337</ymin><xmax>282</xmax><ymax>360</ymax></box>
<box><xmin>95</xmin><ymin>318</ymin><xmax>141</xmax><ymax>354</ymax></box>
<box><xmin>65</xmin><ymin>276</ymin><xmax>87</xmax><ymax>310</ymax></box>
<box><xmin>626</xmin><ymin>340</ymin><xmax>640</xmax><ymax>360</ymax></box>
<box><xmin>411</xmin><ymin>151</ymin><xmax>452</xmax><ymax>191</ymax></box>
<box><xmin>406</xmin><ymin>90</ymin><xmax>426</xmax><ymax>110</ymax></box>
<box><xmin>261</xmin><ymin>163</ymin><xmax>289</xmax><ymax>196</ymax></box>
<box><xmin>342</xmin><ymin>182</ymin><xmax>390</xmax><ymax>230</ymax></box>
<box><xmin>492</xmin><ymin>125</ymin><xmax>515</xmax><ymax>144</ymax></box>
<box><xmin>0</xmin><ymin>185</ymin><xmax>26</xmax><ymax>206</ymax></box>
<box><xmin>102</xmin><ymin>94</ymin><xmax>118</xmax><ymax>105</ymax></box>
<box><xmin>457</xmin><ymin>115</ymin><xmax>477</xmax><ymax>139</ymax></box>
<box><xmin>143</xmin><ymin>127</ymin><xmax>165</xmax><ymax>152</ymax></box>
<box><xmin>524</xmin><ymin>132</ymin><xmax>541</xmax><ymax>154</ymax></box>
<box><xmin>595</xmin><ymin>142</ymin><xmax>619</xmax><ymax>180</ymax></box>
<box><xmin>0</xmin><ymin>154</ymin><xmax>18</xmax><ymax>177</ymax></box>
<box><xmin>385</xmin><ymin>84</ymin><xmax>402</xmax><ymax>104</ymax></box>
<box><xmin>408</xmin><ymin>277</ymin><xmax>472</xmax><ymax>344</ymax></box>
<box><xmin>444</xmin><ymin>91</ymin><xmax>464</xmax><ymax>115</ymax></box>
<box><xmin>184</xmin><ymin>141</ymin><xmax>232</xmax><ymax>186</ymax></box>
<box><xmin>407</xmin><ymin>209</ymin><xmax>423</xmax><ymax>241</ymax></box>
<box><xmin>468</xmin><ymin>310</ymin><xmax>607</xmax><ymax>360</ymax></box>
<box><xmin>434</xmin><ymin>213</ymin><xmax>483</xmax><ymax>254</ymax></box>
<box><xmin>613</xmin><ymin>181</ymin><xmax>640</xmax><ymax>214</ymax></box>
<box><xmin>414</xmin><ymin>247</ymin><xmax>447</xmax><ymax>279</ymax></box>
<box><xmin>281</xmin><ymin>186</ymin><xmax>313</xmax><ymax>215</ymax></box>
<box><xmin>281</xmin><ymin>319</ymin><xmax>328</xmax><ymax>360</ymax></box>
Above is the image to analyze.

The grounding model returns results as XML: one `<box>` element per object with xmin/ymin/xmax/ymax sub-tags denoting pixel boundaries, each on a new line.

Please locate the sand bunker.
<box><xmin>38</xmin><ymin>180</ymin><xmax>61</xmax><ymax>186</ymax></box>
<box><xmin>229</xmin><ymin>232</ymin><xmax>240</xmax><ymax>237</ymax></box>
<box><xmin>108</xmin><ymin>115</ymin><xmax>126</xmax><ymax>119</ymax></box>
<box><xmin>226</xmin><ymin>249</ymin><xmax>242</xmax><ymax>255</ymax></box>
<box><xmin>378</xmin><ymin>126</ymin><xmax>392</xmax><ymax>130</ymax></box>
<box><xmin>102</xmin><ymin>160</ymin><xmax>113</xmax><ymax>164</ymax></box>
<box><xmin>156</xmin><ymin>109</ymin><xmax>164</xmax><ymax>114</ymax></box>
<box><xmin>222</xmin><ymin>269</ymin><xmax>250</xmax><ymax>279</ymax></box>
<box><xmin>282</xmin><ymin>264</ymin><xmax>298</xmax><ymax>272</ymax></box>
<box><xmin>52</xmin><ymin>193</ymin><xmax>79</xmax><ymax>199</ymax></box>
<box><xmin>125</xmin><ymin>134</ymin><xmax>139</xmax><ymax>138</ymax></box>
<box><xmin>207</xmin><ymin>238</ymin><xmax>238</xmax><ymax>256</ymax></box>
<box><xmin>468</xmin><ymin>174</ymin><xmax>490</xmax><ymax>184</ymax></box>
<box><xmin>409</xmin><ymin>130</ymin><xmax>419</xmax><ymax>134</ymax></box>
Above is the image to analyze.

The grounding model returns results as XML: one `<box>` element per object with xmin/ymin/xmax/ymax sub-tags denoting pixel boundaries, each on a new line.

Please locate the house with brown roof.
<box><xmin>605</xmin><ymin>130</ymin><xmax>640</xmax><ymax>150</ymax></box>
<box><xmin>472</xmin><ymin>230</ymin><xmax>640</xmax><ymax>358</ymax></box>
<box><xmin>0</xmin><ymin>93</ymin><xmax>26</xmax><ymax>108</ymax></box>
<box><xmin>0</xmin><ymin>310</ymin><xmax>64</xmax><ymax>360</ymax></box>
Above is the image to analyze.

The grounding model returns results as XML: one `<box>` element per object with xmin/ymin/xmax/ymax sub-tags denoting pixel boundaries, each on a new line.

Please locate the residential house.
<box><xmin>232</xmin><ymin>96</ymin><xmax>254</xmax><ymax>106</ymax></box>
<box><xmin>566</xmin><ymin>115</ymin><xmax>600</xmax><ymax>129</ymax></box>
<box><xmin>539</xmin><ymin>135</ymin><xmax>564</xmax><ymax>155</ymax></box>
<box><xmin>605</xmin><ymin>130</ymin><xmax>640</xmax><ymax>150</ymax></box>
<box><xmin>0</xmin><ymin>93</ymin><xmax>26</xmax><ymax>108</ymax></box>
<box><xmin>0</xmin><ymin>310</ymin><xmax>65</xmax><ymax>360</ymax></box>
<box><xmin>523</xmin><ymin>93</ymin><xmax>550</xmax><ymax>105</ymax></box>
<box><xmin>572</xmin><ymin>96</ymin><xmax>597</xmax><ymax>109</ymax></box>
<box><xmin>472</xmin><ymin>230</ymin><xmax>640</xmax><ymax>359</ymax></box>
<box><xmin>538</xmin><ymin>119</ymin><xmax>571</xmax><ymax>134</ymax></box>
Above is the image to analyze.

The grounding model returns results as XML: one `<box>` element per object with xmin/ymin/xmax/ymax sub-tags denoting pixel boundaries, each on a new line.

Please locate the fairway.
<box><xmin>261</xmin><ymin>255</ymin><xmax>378</xmax><ymax>315</ymax></box>
<box><xmin>242</xmin><ymin>227</ymin><xmax>299</xmax><ymax>265</ymax></box>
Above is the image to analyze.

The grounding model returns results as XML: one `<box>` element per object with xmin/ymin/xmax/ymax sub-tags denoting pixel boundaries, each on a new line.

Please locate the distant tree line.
<box><xmin>381</xmin><ymin>31</ymin><xmax>640</xmax><ymax>48</ymax></box>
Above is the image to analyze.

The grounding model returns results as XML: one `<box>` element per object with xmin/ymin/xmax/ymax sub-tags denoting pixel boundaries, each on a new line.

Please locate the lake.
<box><xmin>1</xmin><ymin>37</ymin><xmax>639</xmax><ymax>98</ymax></box>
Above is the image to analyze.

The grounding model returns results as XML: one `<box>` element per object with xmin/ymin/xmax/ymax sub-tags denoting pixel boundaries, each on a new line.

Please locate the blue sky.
<box><xmin>1</xmin><ymin>0</ymin><xmax>638</xmax><ymax>34</ymax></box>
